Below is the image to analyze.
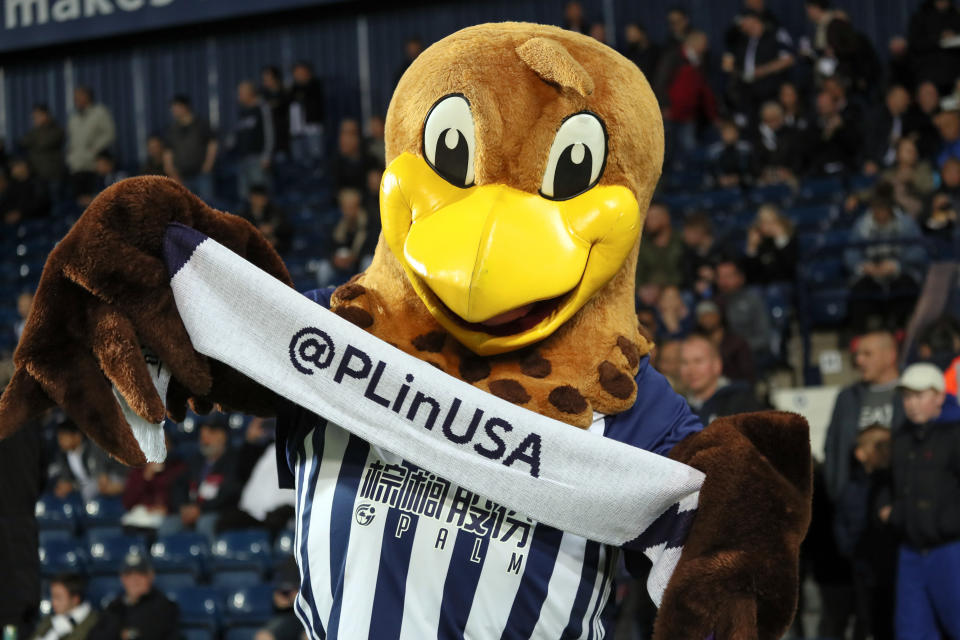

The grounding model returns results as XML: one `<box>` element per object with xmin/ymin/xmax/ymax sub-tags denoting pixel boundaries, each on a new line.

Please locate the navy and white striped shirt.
<box><xmin>275</xmin><ymin>289</ymin><xmax>702</xmax><ymax>639</ymax></box>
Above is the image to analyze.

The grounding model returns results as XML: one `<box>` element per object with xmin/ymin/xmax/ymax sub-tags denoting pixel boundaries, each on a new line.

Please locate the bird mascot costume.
<box><xmin>0</xmin><ymin>23</ymin><xmax>811</xmax><ymax>639</ymax></box>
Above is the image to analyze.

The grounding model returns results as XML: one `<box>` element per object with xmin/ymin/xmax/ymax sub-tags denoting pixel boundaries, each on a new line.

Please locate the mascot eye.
<box><xmin>540</xmin><ymin>112</ymin><xmax>607</xmax><ymax>200</ymax></box>
<box><xmin>423</xmin><ymin>94</ymin><xmax>476</xmax><ymax>187</ymax></box>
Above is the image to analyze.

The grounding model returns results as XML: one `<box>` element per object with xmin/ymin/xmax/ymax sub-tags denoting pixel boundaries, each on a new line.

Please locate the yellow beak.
<box><xmin>381</xmin><ymin>152</ymin><xmax>641</xmax><ymax>355</ymax></box>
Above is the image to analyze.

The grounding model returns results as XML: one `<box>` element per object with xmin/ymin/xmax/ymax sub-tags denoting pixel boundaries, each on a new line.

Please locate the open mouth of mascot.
<box><xmin>379</xmin><ymin>93</ymin><xmax>643</xmax><ymax>356</ymax></box>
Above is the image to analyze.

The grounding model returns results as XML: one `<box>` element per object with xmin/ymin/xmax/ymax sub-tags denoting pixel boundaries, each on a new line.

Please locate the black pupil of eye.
<box><xmin>433</xmin><ymin>128</ymin><xmax>470</xmax><ymax>186</ymax></box>
<box><xmin>553</xmin><ymin>143</ymin><xmax>593</xmax><ymax>199</ymax></box>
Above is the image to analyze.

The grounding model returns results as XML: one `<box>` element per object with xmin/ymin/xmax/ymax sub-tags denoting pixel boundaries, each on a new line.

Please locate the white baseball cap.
<box><xmin>898</xmin><ymin>363</ymin><xmax>946</xmax><ymax>393</ymax></box>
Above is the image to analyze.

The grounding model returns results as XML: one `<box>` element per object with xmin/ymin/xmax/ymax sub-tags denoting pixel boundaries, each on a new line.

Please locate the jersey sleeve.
<box><xmin>275</xmin><ymin>287</ymin><xmax>338</xmax><ymax>489</ymax></box>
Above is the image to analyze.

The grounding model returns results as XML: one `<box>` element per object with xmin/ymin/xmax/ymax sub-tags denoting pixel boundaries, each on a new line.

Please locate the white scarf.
<box><xmin>123</xmin><ymin>223</ymin><xmax>705</xmax><ymax>604</ymax></box>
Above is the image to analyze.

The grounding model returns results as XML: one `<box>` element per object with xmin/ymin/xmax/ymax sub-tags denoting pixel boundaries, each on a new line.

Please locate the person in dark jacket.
<box><xmin>234</xmin><ymin>80</ymin><xmax>275</xmax><ymax>199</ymax></box>
<box><xmin>743</xmin><ymin>204</ymin><xmax>797</xmax><ymax>284</ymax></box>
<box><xmin>881</xmin><ymin>363</ymin><xmax>960</xmax><ymax>639</ymax></box>
<box><xmin>1</xmin><ymin>157</ymin><xmax>51</xmax><ymax>225</ymax></box>
<box><xmin>621</xmin><ymin>22</ymin><xmax>660</xmax><ymax>79</ymax></box>
<box><xmin>833</xmin><ymin>424</ymin><xmax>896</xmax><ymax>640</ymax></box>
<box><xmin>908</xmin><ymin>0</ymin><xmax>960</xmax><ymax>94</ymax></box>
<box><xmin>158</xmin><ymin>417</ymin><xmax>241</xmax><ymax>542</ymax></box>
<box><xmin>0</xmin><ymin>397</ymin><xmax>44</xmax><ymax>635</ymax></box>
<box><xmin>707</xmin><ymin>120</ymin><xmax>754</xmax><ymax>188</ymax></box>
<box><xmin>260</xmin><ymin>65</ymin><xmax>290</xmax><ymax>155</ymax></box>
<box><xmin>238</xmin><ymin>184</ymin><xmax>292</xmax><ymax>255</ymax></box>
<box><xmin>288</xmin><ymin>61</ymin><xmax>325</xmax><ymax>162</ymax></box>
<box><xmin>29</xmin><ymin>573</ymin><xmax>100</xmax><ymax>640</ymax></box>
<box><xmin>19</xmin><ymin>104</ymin><xmax>65</xmax><ymax>193</ymax></box>
<box><xmin>91</xmin><ymin>556</ymin><xmax>178</xmax><ymax>640</ymax></box>
<box><xmin>722</xmin><ymin>9</ymin><xmax>795</xmax><ymax>121</ymax></box>
<box><xmin>679</xmin><ymin>334</ymin><xmax>763</xmax><ymax>425</ymax></box>
<box><xmin>824</xmin><ymin>331</ymin><xmax>905</xmax><ymax>503</ymax></box>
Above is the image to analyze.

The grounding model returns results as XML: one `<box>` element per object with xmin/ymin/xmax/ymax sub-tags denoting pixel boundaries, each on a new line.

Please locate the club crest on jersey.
<box><xmin>355</xmin><ymin>503</ymin><xmax>376</xmax><ymax>526</ymax></box>
<box><xmin>289</xmin><ymin>327</ymin><xmax>544</xmax><ymax>477</ymax></box>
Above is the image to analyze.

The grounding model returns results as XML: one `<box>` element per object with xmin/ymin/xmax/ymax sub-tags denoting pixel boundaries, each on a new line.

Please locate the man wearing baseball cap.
<box><xmin>881</xmin><ymin>363</ymin><xmax>960</xmax><ymax>639</ymax></box>
<box><xmin>95</xmin><ymin>554</ymin><xmax>179</xmax><ymax>640</ymax></box>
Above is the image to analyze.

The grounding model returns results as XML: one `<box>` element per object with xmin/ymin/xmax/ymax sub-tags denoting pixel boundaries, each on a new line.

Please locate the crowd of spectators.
<box><xmin>2</xmin><ymin>0</ymin><xmax>960</xmax><ymax>638</ymax></box>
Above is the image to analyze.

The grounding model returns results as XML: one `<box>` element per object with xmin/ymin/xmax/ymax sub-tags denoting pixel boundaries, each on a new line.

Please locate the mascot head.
<box><xmin>332</xmin><ymin>22</ymin><xmax>664</xmax><ymax>426</ymax></box>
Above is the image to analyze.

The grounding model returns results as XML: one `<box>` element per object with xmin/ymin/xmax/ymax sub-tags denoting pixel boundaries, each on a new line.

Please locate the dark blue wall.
<box><xmin>0</xmin><ymin>0</ymin><xmax>925</xmax><ymax>169</ymax></box>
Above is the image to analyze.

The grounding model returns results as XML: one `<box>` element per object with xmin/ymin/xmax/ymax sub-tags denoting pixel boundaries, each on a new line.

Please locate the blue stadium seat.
<box><xmin>224</xmin><ymin>628</ymin><xmax>258</xmax><ymax>640</ymax></box>
<box><xmin>86</xmin><ymin>534</ymin><xmax>148</xmax><ymax>575</ymax></box>
<box><xmin>222</xmin><ymin>584</ymin><xmax>275</xmax><ymax>626</ymax></box>
<box><xmin>697</xmin><ymin>187</ymin><xmax>743</xmax><ymax>211</ymax></box>
<box><xmin>39</xmin><ymin>539</ymin><xmax>85</xmax><ymax>576</ymax></box>
<box><xmin>38</xmin><ymin>529</ymin><xmax>73</xmax><ymax>545</ymax></box>
<box><xmin>784</xmin><ymin>205</ymin><xmax>836</xmax><ymax>232</ymax></box>
<box><xmin>82</xmin><ymin>496</ymin><xmax>127</xmax><ymax>533</ymax></box>
<box><xmin>36</xmin><ymin>493</ymin><xmax>81</xmax><ymax>533</ymax></box>
<box><xmin>749</xmin><ymin>183</ymin><xmax>793</xmax><ymax>206</ymax></box>
<box><xmin>804</xmin><ymin>258</ymin><xmax>846</xmax><ymax>287</ymax></box>
<box><xmin>211</xmin><ymin>570</ymin><xmax>262</xmax><ymax>588</ymax></box>
<box><xmin>273</xmin><ymin>529</ymin><xmax>295</xmax><ymax>560</ymax></box>
<box><xmin>154</xmin><ymin>572</ymin><xmax>197</xmax><ymax>591</ymax></box>
<box><xmin>167</xmin><ymin>586</ymin><xmax>221</xmax><ymax>630</ymax></box>
<box><xmin>182</xmin><ymin>629</ymin><xmax>214</xmax><ymax>640</ymax></box>
<box><xmin>797</xmin><ymin>176</ymin><xmax>844</xmax><ymax>204</ymax></box>
<box><xmin>210</xmin><ymin>531</ymin><xmax>272</xmax><ymax>576</ymax></box>
<box><xmin>151</xmin><ymin>532</ymin><xmax>209</xmax><ymax>577</ymax></box>
<box><xmin>808</xmin><ymin>288</ymin><xmax>849</xmax><ymax>326</ymax></box>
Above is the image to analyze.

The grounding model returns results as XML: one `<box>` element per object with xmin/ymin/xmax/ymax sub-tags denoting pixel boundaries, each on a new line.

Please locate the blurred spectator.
<box><xmin>911</xmin><ymin>81</ymin><xmax>944</xmax><ymax>159</ymax></box>
<box><xmin>809</xmin><ymin>89</ymin><xmax>861</xmax><ymax>175</ymax></box>
<box><xmin>908</xmin><ymin>0</ymin><xmax>960</xmax><ymax>93</ymax></box>
<box><xmin>864</xmin><ymin>85</ymin><xmax>919</xmax><ymax>174</ymax></box>
<box><xmin>694</xmin><ymin>300</ymin><xmax>756</xmax><ymax>383</ymax></box>
<box><xmin>870</xmin><ymin>137</ymin><xmax>935</xmax><ymax>218</ymax></box>
<box><xmin>707</xmin><ymin>119</ymin><xmax>753</xmax><ymax>188</ymax></box>
<box><xmin>93</xmin><ymin>555</ymin><xmax>179</xmax><ymax>640</ymax></box>
<box><xmin>161</xmin><ymin>418</ymin><xmax>240</xmax><ymax>542</ymax></box>
<box><xmin>722</xmin><ymin>9</ymin><xmax>795</xmax><ymax>121</ymax></box>
<box><xmin>163</xmin><ymin>95</ymin><xmax>217</xmax><ymax>203</ymax></box>
<box><xmin>917</xmin><ymin>315</ymin><xmax>960</xmax><ymax>371</ymax></box>
<box><xmin>664</xmin><ymin>31</ymin><xmax>716</xmax><ymax>154</ymax></box>
<box><xmin>681</xmin><ymin>212</ymin><xmax>724</xmax><ymax>295</ymax></box>
<box><xmin>824</xmin><ymin>17</ymin><xmax>882</xmax><ymax>100</ymax></box>
<box><xmin>754</xmin><ymin>101</ymin><xmax>804</xmax><ymax>184</ymax></box>
<box><xmin>333</xmin><ymin>119</ymin><xmax>372</xmax><ymax>191</ymax></box>
<box><xmin>743</xmin><ymin>204</ymin><xmax>797</xmax><ymax>284</ymax></box>
<box><xmin>934</xmin><ymin>109</ymin><xmax>960</xmax><ymax>167</ymax></box>
<box><xmin>823</xmin><ymin>330</ymin><xmax>904</xmax><ymax>503</ymax></box>
<box><xmin>655</xmin><ymin>286</ymin><xmax>693</xmax><ymax>341</ymax></box>
<box><xmin>636</xmin><ymin>304</ymin><xmax>658</xmax><ymax>340</ymax></box>
<box><xmin>92</xmin><ymin>151</ymin><xmax>128</xmax><ymax>197</ymax></box>
<box><xmin>365</xmin><ymin>114</ymin><xmax>386</xmax><ymax>168</ymax></box>
<box><xmin>255</xmin><ymin>558</ymin><xmax>300</xmax><ymax>640</ymax></box>
<box><xmin>234</xmin><ymin>80</ymin><xmax>275</xmax><ymax>199</ymax></box>
<box><xmin>562</xmin><ymin>1</ymin><xmax>589</xmax><ymax>34</ymax></box>
<box><xmin>29</xmin><ymin>573</ymin><xmax>99</xmax><ymax>640</ymax></box>
<box><xmin>238</xmin><ymin>184</ymin><xmax>292</xmax><ymax>255</ymax></box>
<box><xmin>316</xmin><ymin>188</ymin><xmax>368</xmax><ymax>287</ymax></box>
<box><xmin>289</xmin><ymin>61</ymin><xmax>325</xmax><ymax>162</ymax></box>
<box><xmin>881</xmin><ymin>363</ymin><xmax>960</xmax><ymax>639</ymax></box>
<box><xmin>832</xmin><ymin>424</ymin><xmax>896</xmax><ymax>640</ymax></box>
<box><xmin>679</xmin><ymin>334</ymin><xmax>762</xmax><ymax>425</ymax></box>
<box><xmin>14</xmin><ymin>291</ymin><xmax>32</xmax><ymax>342</ymax></box>
<box><xmin>66</xmin><ymin>86</ymin><xmax>115</xmax><ymax>202</ymax></box>
<box><xmin>652</xmin><ymin>338</ymin><xmax>684</xmax><ymax>392</ymax></box>
<box><xmin>622</xmin><ymin>22</ymin><xmax>660</xmax><ymax>78</ymax></box>
<box><xmin>778</xmin><ymin>82</ymin><xmax>809</xmax><ymax>131</ymax></box>
<box><xmin>715</xmin><ymin>258</ymin><xmax>772</xmax><ymax>362</ymax></box>
<box><xmin>260</xmin><ymin>65</ymin><xmax>290</xmax><ymax>155</ymax></box>
<box><xmin>1</xmin><ymin>157</ymin><xmax>51</xmax><ymax>225</ymax></box>
<box><xmin>19</xmin><ymin>104</ymin><xmax>65</xmax><ymax>193</ymax></box>
<box><xmin>393</xmin><ymin>37</ymin><xmax>425</xmax><ymax>87</ymax></box>
<box><xmin>139</xmin><ymin>135</ymin><xmax>166</xmax><ymax>177</ymax></box>
<box><xmin>665</xmin><ymin>6</ymin><xmax>692</xmax><ymax>51</ymax></box>
<box><xmin>887</xmin><ymin>36</ymin><xmax>915</xmax><ymax>91</ymax></box>
<box><xmin>361</xmin><ymin>167</ymin><xmax>383</xmax><ymax>267</ymax></box>
<box><xmin>121</xmin><ymin>432</ymin><xmax>184</xmax><ymax>533</ymax></box>
<box><xmin>724</xmin><ymin>0</ymin><xmax>790</xmax><ymax>54</ymax></box>
<box><xmin>48</xmin><ymin>419</ymin><xmax>126</xmax><ymax>502</ymax></box>
<box><xmin>588</xmin><ymin>23</ymin><xmax>607</xmax><ymax>45</ymax></box>
<box><xmin>636</xmin><ymin>202</ymin><xmax>683</xmax><ymax>287</ymax></box>
<box><xmin>845</xmin><ymin>195</ymin><xmax>926</xmax><ymax>331</ymax></box>
<box><xmin>216</xmin><ymin>418</ymin><xmax>295</xmax><ymax>540</ymax></box>
<box><xmin>924</xmin><ymin>159</ymin><xmax>960</xmax><ymax>235</ymax></box>
<box><xmin>805</xmin><ymin>0</ymin><xmax>839</xmax><ymax>55</ymax></box>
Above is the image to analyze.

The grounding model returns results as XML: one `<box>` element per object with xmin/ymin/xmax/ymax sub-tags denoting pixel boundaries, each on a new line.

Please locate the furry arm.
<box><xmin>0</xmin><ymin>176</ymin><xmax>291</xmax><ymax>465</ymax></box>
<box><xmin>654</xmin><ymin>411</ymin><xmax>812</xmax><ymax>640</ymax></box>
